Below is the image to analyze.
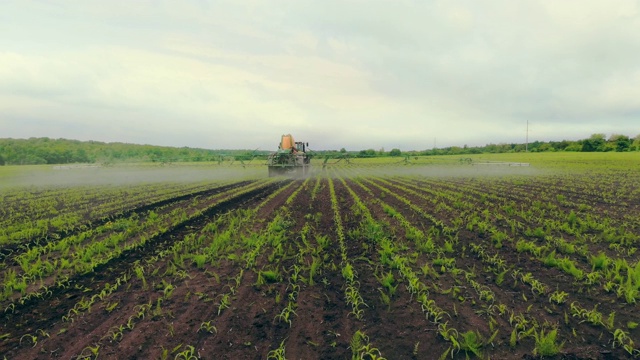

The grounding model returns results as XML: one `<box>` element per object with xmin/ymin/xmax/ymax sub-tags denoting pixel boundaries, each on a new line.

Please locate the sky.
<box><xmin>1</xmin><ymin>0</ymin><xmax>639</xmax><ymax>151</ymax></box>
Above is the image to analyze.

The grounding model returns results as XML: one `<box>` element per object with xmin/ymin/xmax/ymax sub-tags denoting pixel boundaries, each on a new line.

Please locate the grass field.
<box><xmin>1</xmin><ymin>152</ymin><xmax>639</xmax><ymax>359</ymax></box>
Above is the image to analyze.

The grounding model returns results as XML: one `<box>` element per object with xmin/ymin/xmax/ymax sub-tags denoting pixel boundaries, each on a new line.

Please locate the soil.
<box><xmin>1</xmin><ymin>175</ymin><xmax>638</xmax><ymax>360</ymax></box>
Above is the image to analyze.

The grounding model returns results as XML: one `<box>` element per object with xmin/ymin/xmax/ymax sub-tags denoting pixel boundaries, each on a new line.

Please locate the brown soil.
<box><xmin>1</xmin><ymin>175</ymin><xmax>638</xmax><ymax>360</ymax></box>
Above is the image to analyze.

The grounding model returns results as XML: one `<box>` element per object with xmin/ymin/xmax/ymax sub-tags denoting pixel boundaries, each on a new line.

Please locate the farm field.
<box><xmin>1</xmin><ymin>153</ymin><xmax>640</xmax><ymax>359</ymax></box>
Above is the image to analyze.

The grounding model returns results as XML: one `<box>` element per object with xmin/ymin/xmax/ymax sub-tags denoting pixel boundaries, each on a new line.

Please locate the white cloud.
<box><xmin>1</xmin><ymin>0</ymin><xmax>639</xmax><ymax>150</ymax></box>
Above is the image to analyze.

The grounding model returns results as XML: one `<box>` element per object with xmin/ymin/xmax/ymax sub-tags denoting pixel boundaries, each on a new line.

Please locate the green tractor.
<box><xmin>267</xmin><ymin>134</ymin><xmax>311</xmax><ymax>177</ymax></box>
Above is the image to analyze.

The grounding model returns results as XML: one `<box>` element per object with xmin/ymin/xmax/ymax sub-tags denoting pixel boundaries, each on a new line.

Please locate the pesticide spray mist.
<box><xmin>0</xmin><ymin>163</ymin><xmax>264</xmax><ymax>190</ymax></box>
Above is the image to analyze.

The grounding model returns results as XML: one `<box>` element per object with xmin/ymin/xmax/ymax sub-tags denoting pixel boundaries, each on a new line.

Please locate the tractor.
<box><xmin>267</xmin><ymin>134</ymin><xmax>311</xmax><ymax>177</ymax></box>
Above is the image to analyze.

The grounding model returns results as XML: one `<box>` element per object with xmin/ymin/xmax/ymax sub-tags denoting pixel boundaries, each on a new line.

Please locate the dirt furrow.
<box><xmin>0</xmin><ymin>180</ymin><xmax>284</xmax><ymax>357</ymax></box>
<box><xmin>0</xmin><ymin>181</ymin><xmax>254</xmax><ymax>263</ymax></box>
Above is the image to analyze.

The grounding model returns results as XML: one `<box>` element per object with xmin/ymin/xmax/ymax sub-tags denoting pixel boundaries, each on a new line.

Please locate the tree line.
<box><xmin>0</xmin><ymin>134</ymin><xmax>638</xmax><ymax>165</ymax></box>
<box><xmin>0</xmin><ymin>138</ymin><xmax>268</xmax><ymax>165</ymax></box>
<box><xmin>355</xmin><ymin>133</ymin><xmax>640</xmax><ymax>158</ymax></box>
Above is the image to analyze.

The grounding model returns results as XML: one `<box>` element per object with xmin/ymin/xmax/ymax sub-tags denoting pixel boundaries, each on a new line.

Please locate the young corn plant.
<box><xmin>458</xmin><ymin>329</ymin><xmax>499</xmax><ymax>359</ymax></box>
<box><xmin>134</xmin><ymin>265</ymin><xmax>148</xmax><ymax>290</ymax></box>
<box><xmin>267</xmin><ymin>339</ymin><xmax>287</xmax><ymax>360</ymax></box>
<box><xmin>350</xmin><ymin>330</ymin><xmax>386</xmax><ymax>360</ymax></box>
<box><xmin>376</xmin><ymin>271</ymin><xmax>398</xmax><ymax>299</ymax></box>
<box><xmin>19</xmin><ymin>333</ymin><xmax>38</xmax><ymax>348</ymax></box>
<box><xmin>78</xmin><ymin>343</ymin><xmax>101</xmax><ymax>359</ymax></box>
<box><xmin>217</xmin><ymin>293</ymin><xmax>231</xmax><ymax>315</ymax></box>
<box><xmin>274</xmin><ymin>302</ymin><xmax>297</xmax><ymax>327</ymax></box>
<box><xmin>549</xmin><ymin>290</ymin><xmax>568</xmax><ymax>304</ymax></box>
<box><xmin>345</xmin><ymin>283</ymin><xmax>367</xmax><ymax>320</ymax></box>
<box><xmin>198</xmin><ymin>320</ymin><xmax>217</xmax><ymax>334</ymax></box>
<box><xmin>437</xmin><ymin>322</ymin><xmax>461</xmax><ymax>360</ymax></box>
<box><xmin>174</xmin><ymin>345</ymin><xmax>199</xmax><ymax>360</ymax></box>
<box><xmin>533</xmin><ymin>328</ymin><xmax>563</xmax><ymax>357</ymax></box>
<box><xmin>612</xmin><ymin>328</ymin><xmax>640</xmax><ymax>356</ymax></box>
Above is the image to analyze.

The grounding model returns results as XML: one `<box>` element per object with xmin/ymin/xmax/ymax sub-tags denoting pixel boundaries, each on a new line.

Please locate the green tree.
<box><xmin>358</xmin><ymin>149</ymin><xmax>377</xmax><ymax>158</ymax></box>
<box><xmin>537</xmin><ymin>143</ymin><xmax>554</xmax><ymax>152</ymax></box>
<box><xmin>608</xmin><ymin>134</ymin><xmax>631</xmax><ymax>152</ymax></box>
<box><xmin>632</xmin><ymin>135</ymin><xmax>640</xmax><ymax>151</ymax></box>
<box><xmin>565</xmin><ymin>143</ymin><xmax>582</xmax><ymax>151</ymax></box>
<box><xmin>550</xmin><ymin>140</ymin><xmax>572</xmax><ymax>151</ymax></box>
<box><xmin>581</xmin><ymin>133</ymin><xmax>606</xmax><ymax>152</ymax></box>
<box><xmin>389</xmin><ymin>148</ymin><xmax>402</xmax><ymax>157</ymax></box>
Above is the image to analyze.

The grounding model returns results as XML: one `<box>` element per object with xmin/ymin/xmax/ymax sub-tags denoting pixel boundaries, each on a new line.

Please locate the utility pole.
<box><xmin>526</xmin><ymin>121</ymin><xmax>529</xmax><ymax>153</ymax></box>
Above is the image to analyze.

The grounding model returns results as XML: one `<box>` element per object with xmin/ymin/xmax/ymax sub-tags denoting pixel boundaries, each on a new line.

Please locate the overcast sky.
<box><xmin>1</xmin><ymin>1</ymin><xmax>639</xmax><ymax>151</ymax></box>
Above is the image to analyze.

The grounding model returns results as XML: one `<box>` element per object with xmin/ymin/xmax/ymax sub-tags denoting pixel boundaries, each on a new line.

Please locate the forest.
<box><xmin>0</xmin><ymin>138</ymin><xmax>268</xmax><ymax>166</ymax></box>
<box><xmin>0</xmin><ymin>133</ymin><xmax>638</xmax><ymax>166</ymax></box>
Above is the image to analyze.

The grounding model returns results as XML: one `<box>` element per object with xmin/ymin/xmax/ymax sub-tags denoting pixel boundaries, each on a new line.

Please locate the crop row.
<box><xmin>2</xmin><ymin>162</ymin><xmax>639</xmax><ymax>359</ymax></box>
